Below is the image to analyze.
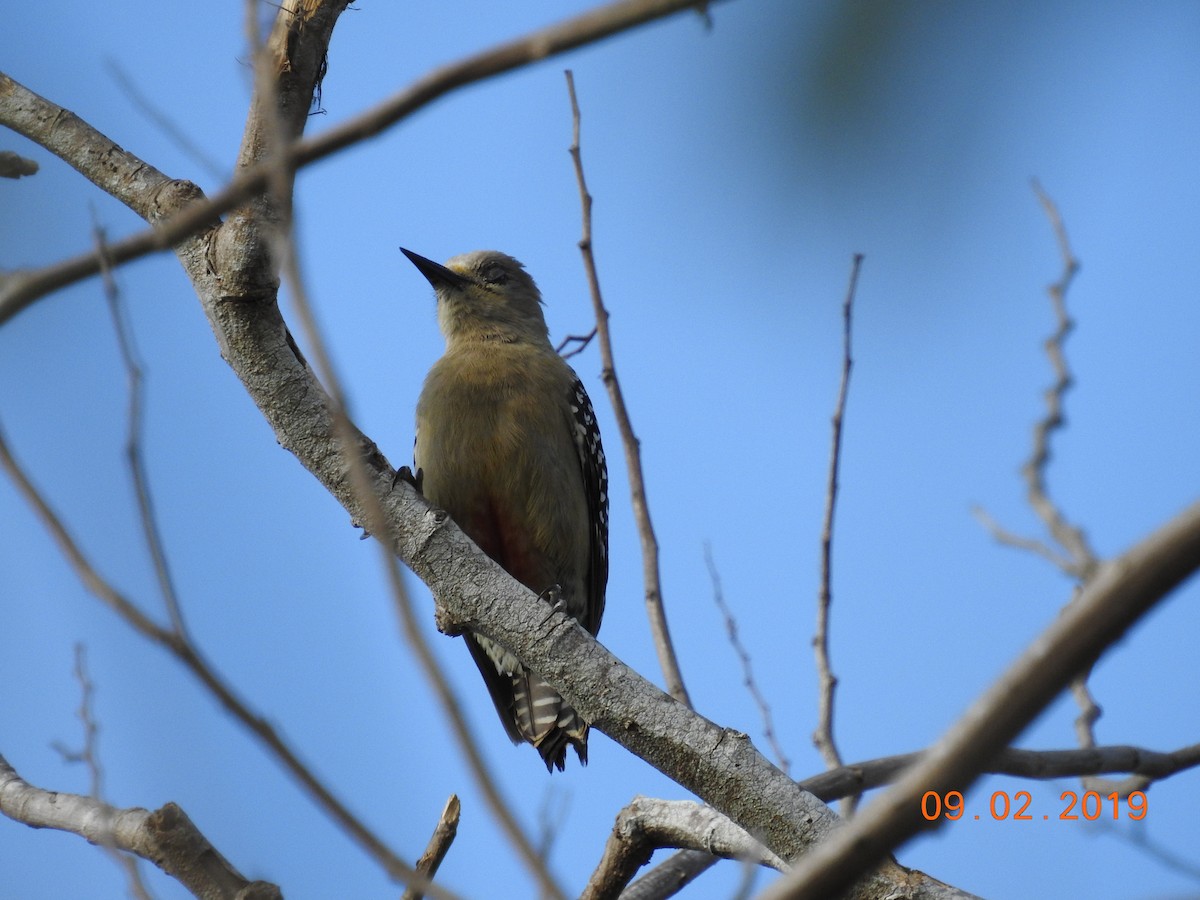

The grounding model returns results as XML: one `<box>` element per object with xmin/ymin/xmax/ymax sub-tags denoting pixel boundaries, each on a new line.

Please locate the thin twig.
<box><xmin>974</xmin><ymin>184</ymin><xmax>1094</xmax><ymax>577</ymax></box>
<box><xmin>565</xmin><ymin>68</ymin><xmax>691</xmax><ymax>706</ymax></box>
<box><xmin>94</xmin><ymin>221</ymin><xmax>189</xmax><ymax>639</ymax></box>
<box><xmin>555</xmin><ymin>328</ymin><xmax>598</xmax><ymax>359</ymax></box>
<box><xmin>51</xmin><ymin>647</ymin><xmax>101</xmax><ymax>784</ymax></box>
<box><xmin>401</xmin><ymin>795</ymin><xmax>462</xmax><ymax>900</ymax></box>
<box><xmin>388</xmin><ymin>548</ymin><xmax>566</xmax><ymax>900</ymax></box>
<box><xmin>0</xmin><ymin>0</ymin><xmax>729</xmax><ymax>322</ymax></box>
<box><xmin>1029</xmin><ymin>183</ymin><xmax>1107</xmax><ymax>755</ymax></box>
<box><xmin>812</xmin><ymin>254</ymin><xmax>862</xmax><ymax>814</ymax></box>
<box><xmin>1024</xmin><ymin>180</ymin><xmax>1097</xmax><ymax>580</ymax></box>
<box><xmin>1070</xmin><ymin>672</ymin><xmax>1102</xmax><ymax>752</ymax></box>
<box><xmin>977</xmin><ymin>185</ymin><xmax>1105</xmax><ymax>753</ymax></box>
<box><xmin>970</xmin><ymin>505</ymin><xmax>1075</xmax><ymax>571</ymax></box>
<box><xmin>51</xmin><ymin>645</ymin><xmax>155</xmax><ymax>900</ymax></box>
<box><xmin>705</xmin><ymin>543</ymin><xmax>789</xmax><ymax>774</ymax></box>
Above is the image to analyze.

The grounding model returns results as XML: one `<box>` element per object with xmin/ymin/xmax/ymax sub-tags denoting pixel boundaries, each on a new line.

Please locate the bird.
<box><xmin>401</xmin><ymin>247</ymin><xmax>608</xmax><ymax>771</ymax></box>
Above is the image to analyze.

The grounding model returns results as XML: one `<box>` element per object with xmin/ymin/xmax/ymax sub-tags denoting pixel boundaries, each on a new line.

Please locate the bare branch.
<box><xmin>799</xmin><ymin>742</ymin><xmax>1200</xmax><ymax>803</ymax></box>
<box><xmin>0</xmin><ymin>422</ymin><xmax>439</xmax><ymax>895</ymax></box>
<box><xmin>402</xmin><ymin>795</ymin><xmax>462</xmax><ymax>900</ymax></box>
<box><xmin>1022</xmin><ymin>180</ymin><xmax>1098</xmax><ymax>578</ymax></box>
<box><xmin>759</xmin><ymin>499</ymin><xmax>1200</xmax><ymax>900</ymax></box>
<box><xmin>0</xmin><ymin>753</ymin><xmax>281</xmax><ymax>900</ymax></box>
<box><xmin>0</xmin><ymin>0</ymin><xmax>727</xmax><ymax>322</ymax></box>
<box><xmin>705</xmin><ymin>544</ymin><xmax>790</xmax><ymax>773</ymax></box>
<box><xmin>970</xmin><ymin>504</ymin><xmax>1075</xmax><ymax>571</ymax></box>
<box><xmin>976</xmin><ymin>182</ymin><xmax>1096</xmax><ymax>580</ymax></box>
<box><xmin>620</xmin><ymin>738</ymin><xmax>1200</xmax><ymax>893</ymax></box>
<box><xmin>10</xmin><ymin>10</ymin><xmax>1193</xmax><ymax>899</ymax></box>
<box><xmin>812</xmin><ymin>253</ymin><xmax>863</xmax><ymax>812</ymax></box>
<box><xmin>1027</xmin><ymin>183</ymin><xmax>1111</xmax><ymax>754</ymax></box>
<box><xmin>95</xmin><ymin>223</ymin><xmax>189</xmax><ymax>638</ymax></box>
<box><xmin>565</xmin><ymin>68</ymin><xmax>691</xmax><ymax>707</ymax></box>
<box><xmin>581</xmin><ymin>798</ymin><xmax>784</xmax><ymax>900</ymax></box>
<box><xmin>1069</xmin><ymin>669</ymin><xmax>1102</xmax><ymax>750</ymax></box>
<box><xmin>555</xmin><ymin>328</ymin><xmax>598</xmax><ymax>358</ymax></box>
<box><xmin>51</xmin><ymin>644</ymin><xmax>154</xmax><ymax>900</ymax></box>
<box><xmin>242</xmin><ymin>19</ymin><xmax>560</xmax><ymax>892</ymax></box>
<box><xmin>0</xmin><ymin>69</ymin><xmax>205</xmax><ymax>322</ymax></box>
<box><xmin>619</xmin><ymin>851</ymin><xmax>717</xmax><ymax>900</ymax></box>
<box><xmin>1</xmin><ymin>7</ymin><xmax>438</xmax><ymax>889</ymax></box>
<box><xmin>976</xmin><ymin>186</ymin><xmax>1107</xmax><ymax>755</ymax></box>
<box><xmin>380</xmin><ymin>544</ymin><xmax>565</xmax><ymax>899</ymax></box>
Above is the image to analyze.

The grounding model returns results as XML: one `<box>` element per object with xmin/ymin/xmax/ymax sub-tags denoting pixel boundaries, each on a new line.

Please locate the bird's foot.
<box><xmin>393</xmin><ymin>465</ymin><xmax>424</xmax><ymax>493</ymax></box>
<box><xmin>537</xmin><ymin>584</ymin><xmax>567</xmax><ymax>627</ymax></box>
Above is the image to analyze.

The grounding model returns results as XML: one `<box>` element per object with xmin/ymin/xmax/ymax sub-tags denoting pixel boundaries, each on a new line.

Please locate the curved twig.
<box><xmin>565</xmin><ymin>68</ymin><xmax>691</xmax><ymax>706</ymax></box>
<box><xmin>582</xmin><ymin>797</ymin><xmax>784</xmax><ymax>900</ymax></box>
<box><xmin>706</xmin><ymin>544</ymin><xmax>789</xmax><ymax>773</ymax></box>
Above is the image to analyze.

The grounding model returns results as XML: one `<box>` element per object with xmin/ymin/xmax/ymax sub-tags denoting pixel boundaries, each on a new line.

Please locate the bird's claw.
<box><xmin>537</xmin><ymin>584</ymin><xmax>567</xmax><ymax>627</ymax></box>
<box><xmin>393</xmin><ymin>465</ymin><xmax>424</xmax><ymax>493</ymax></box>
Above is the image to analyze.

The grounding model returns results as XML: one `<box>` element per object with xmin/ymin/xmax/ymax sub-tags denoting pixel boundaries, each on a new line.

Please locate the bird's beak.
<box><xmin>401</xmin><ymin>248</ymin><xmax>469</xmax><ymax>290</ymax></box>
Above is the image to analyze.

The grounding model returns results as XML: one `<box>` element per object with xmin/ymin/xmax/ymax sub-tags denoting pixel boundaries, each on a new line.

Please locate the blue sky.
<box><xmin>2</xmin><ymin>2</ymin><xmax>1199</xmax><ymax>898</ymax></box>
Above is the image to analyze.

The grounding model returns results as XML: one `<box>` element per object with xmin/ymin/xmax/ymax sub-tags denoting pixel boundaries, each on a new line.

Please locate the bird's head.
<box><xmin>401</xmin><ymin>248</ymin><xmax>549</xmax><ymax>346</ymax></box>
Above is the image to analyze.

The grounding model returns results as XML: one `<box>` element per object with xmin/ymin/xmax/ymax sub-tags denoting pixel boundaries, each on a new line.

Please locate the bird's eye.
<box><xmin>480</xmin><ymin>263</ymin><xmax>508</xmax><ymax>285</ymax></box>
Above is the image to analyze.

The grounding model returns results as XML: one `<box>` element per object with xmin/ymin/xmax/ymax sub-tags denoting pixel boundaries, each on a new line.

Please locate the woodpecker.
<box><xmin>401</xmin><ymin>247</ymin><xmax>608</xmax><ymax>772</ymax></box>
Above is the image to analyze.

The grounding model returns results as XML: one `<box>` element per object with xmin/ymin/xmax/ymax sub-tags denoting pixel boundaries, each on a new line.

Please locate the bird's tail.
<box><xmin>512</xmin><ymin>670</ymin><xmax>589</xmax><ymax>772</ymax></box>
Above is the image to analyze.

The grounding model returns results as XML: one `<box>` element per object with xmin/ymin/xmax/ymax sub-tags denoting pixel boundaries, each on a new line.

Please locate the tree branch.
<box><xmin>581</xmin><ymin>797</ymin><xmax>784</xmax><ymax>900</ymax></box>
<box><xmin>799</xmin><ymin>742</ymin><xmax>1200</xmax><ymax>803</ymax></box>
<box><xmin>95</xmin><ymin>222</ymin><xmax>189</xmax><ymax>638</ymax></box>
<box><xmin>0</xmin><ymin>0</ymin><xmax>727</xmax><ymax>324</ymax></box>
<box><xmin>0</xmin><ymin>753</ymin><xmax>281</xmax><ymax>900</ymax></box>
<box><xmin>402</xmin><ymin>795</ymin><xmax>462</xmax><ymax>900</ymax></box>
<box><xmin>759</xmin><ymin>498</ymin><xmax>1200</xmax><ymax>900</ymax></box>
<box><xmin>0</xmin><ymin>419</ymin><xmax>450</xmax><ymax>896</ymax></box>
<box><xmin>1023</xmin><ymin>180</ymin><xmax>1096</xmax><ymax>579</ymax></box>
<box><xmin>52</xmin><ymin>644</ymin><xmax>154</xmax><ymax>900</ymax></box>
<box><xmin>619</xmin><ymin>850</ymin><xmax>717</xmax><ymax>900</ymax></box>
<box><xmin>9</xmin><ymin>7</ymin><xmax>1194</xmax><ymax>899</ymax></box>
<box><xmin>233</xmin><ymin>7</ymin><xmax>560</xmax><ymax>889</ymax></box>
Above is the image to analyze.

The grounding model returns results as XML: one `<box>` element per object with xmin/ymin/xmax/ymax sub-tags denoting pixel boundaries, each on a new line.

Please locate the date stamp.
<box><xmin>921</xmin><ymin>790</ymin><xmax>1148</xmax><ymax>822</ymax></box>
